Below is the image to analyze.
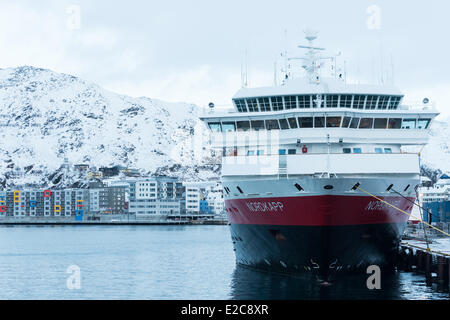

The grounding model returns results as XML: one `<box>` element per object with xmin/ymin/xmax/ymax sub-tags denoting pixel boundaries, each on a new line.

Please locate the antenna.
<box><xmin>273</xmin><ymin>61</ymin><xmax>278</xmax><ymax>86</ymax></box>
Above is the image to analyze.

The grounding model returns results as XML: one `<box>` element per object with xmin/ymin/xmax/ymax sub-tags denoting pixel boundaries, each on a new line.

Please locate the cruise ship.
<box><xmin>200</xmin><ymin>32</ymin><xmax>439</xmax><ymax>278</ymax></box>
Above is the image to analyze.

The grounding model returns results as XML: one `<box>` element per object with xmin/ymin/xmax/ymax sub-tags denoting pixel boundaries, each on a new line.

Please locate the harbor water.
<box><xmin>0</xmin><ymin>225</ymin><xmax>448</xmax><ymax>300</ymax></box>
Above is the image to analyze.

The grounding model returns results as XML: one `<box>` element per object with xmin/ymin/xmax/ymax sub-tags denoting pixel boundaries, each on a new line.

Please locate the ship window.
<box><xmin>237</xmin><ymin>186</ymin><xmax>244</xmax><ymax>194</ymax></box>
<box><xmin>208</xmin><ymin>123</ymin><xmax>221</xmax><ymax>132</ymax></box>
<box><xmin>247</xmin><ymin>150</ymin><xmax>255</xmax><ymax>156</ymax></box>
<box><xmin>359</xmin><ymin>118</ymin><xmax>373</xmax><ymax>129</ymax></box>
<box><xmin>343</xmin><ymin>148</ymin><xmax>351</xmax><ymax>154</ymax></box>
<box><xmin>279</xmin><ymin>119</ymin><xmax>290</xmax><ymax>130</ymax></box>
<box><xmin>314</xmin><ymin>117</ymin><xmax>325</xmax><ymax>128</ymax></box>
<box><xmin>388</xmin><ymin>118</ymin><xmax>402</xmax><ymax>129</ymax></box>
<box><xmin>251</xmin><ymin>120</ymin><xmax>265</xmax><ymax>131</ymax></box>
<box><xmin>222</xmin><ymin>122</ymin><xmax>236</xmax><ymax>132</ymax></box>
<box><xmin>256</xmin><ymin>150</ymin><xmax>265</xmax><ymax>155</ymax></box>
<box><xmin>298</xmin><ymin>117</ymin><xmax>313</xmax><ymax>128</ymax></box>
<box><xmin>374</xmin><ymin>148</ymin><xmax>383</xmax><ymax>153</ymax></box>
<box><xmin>234</xmin><ymin>99</ymin><xmax>247</xmax><ymax>112</ymax></box>
<box><xmin>374</xmin><ymin>118</ymin><xmax>388</xmax><ymax>129</ymax></box>
<box><xmin>298</xmin><ymin>95</ymin><xmax>311</xmax><ymax>108</ymax></box>
<box><xmin>284</xmin><ymin>96</ymin><xmax>297</xmax><ymax>109</ymax></box>
<box><xmin>326</xmin><ymin>94</ymin><xmax>339</xmax><ymax>108</ymax></box>
<box><xmin>366</xmin><ymin>95</ymin><xmax>378</xmax><ymax>109</ymax></box>
<box><xmin>236</xmin><ymin>121</ymin><xmax>250</xmax><ymax>131</ymax></box>
<box><xmin>388</xmin><ymin>96</ymin><xmax>400</xmax><ymax>109</ymax></box>
<box><xmin>384</xmin><ymin>148</ymin><xmax>392</xmax><ymax>153</ymax></box>
<box><xmin>326</xmin><ymin>116</ymin><xmax>341</xmax><ymax>128</ymax></box>
<box><xmin>417</xmin><ymin>119</ymin><xmax>431</xmax><ymax>129</ymax></box>
<box><xmin>266</xmin><ymin>119</ymin><xmax>280</xmax><ymax>130</ymax></box>
<box><xmin>278</xmin><ymin>149</ymin><xmax>286</xmax><ymax>155</ymax></box>
<box><xmin>378</xmin><ymin>96</ymin><xmax>389</xmax><ymax>109</ymax></box>
<box><xmin>288</xmin><ymin>149</ymin><xmax>296</xmax><ymax>155</ymax></box>
<box><xmin>258</xmin><ymin>97</ymin><xmax>271</xmax><ymax>112</ymax></box>
<box><xmin>246</xmin><ymin>98</ymin><xmax>258</xmax><ymax>112</ymax></box>
<box><xmin>353</xmin><ymin>148</ymin><xmax>362</xmax><ymax>153</ymax></box>
<box><xmin>340</xmin><ymin>95</ymin><xmax>353</xmax><ymax>108</ymax></box>
<box><xmin>342</xmin><ymin>116</ymin><xmax>351</xmax><ymax>128</ymax></box>
<box><xmin>288</xmin><ymin>117</ymin><xmax>298</xmax><ymax>128</ymax></box>
<box><xmin>271</xmin><ymin>96</ymin><xmax>284</xmax><ymax>111</ymax></box>
<box><xmin>401</xmin><ymin>119</ymin><xmax>416</xmax><ymax>129</ymax></box>
<box><xmin>294</xmin><ymin>183</ymin><xmax>304</xmax><ymax>191</ymax></box>
<box><xmin>353</xmin><ymin>95</ymin><xmax>365</xmax><ymax>109</ymax></box>
<box><xmin>349</xmin><ymin>117</ymin><xmax>360</xmax><ymax>128</ymax></box>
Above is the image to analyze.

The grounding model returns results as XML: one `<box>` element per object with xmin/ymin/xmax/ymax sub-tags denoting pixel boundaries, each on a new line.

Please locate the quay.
<box><xmin>0</xmin><ymin>215</ymin><xmax>228</xmax><ymax>226</ymax></box>
<box><xmin>396</xmin><ymin>241</ymin><xmax>450</xmax><ymax>288</ymax></box>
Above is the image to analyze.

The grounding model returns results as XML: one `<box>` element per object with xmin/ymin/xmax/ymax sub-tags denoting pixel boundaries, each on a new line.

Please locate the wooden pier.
<box><xmin>397</xmin><ymin>243</ymin><xmax>450</xmax><ymax>288</ymax></box>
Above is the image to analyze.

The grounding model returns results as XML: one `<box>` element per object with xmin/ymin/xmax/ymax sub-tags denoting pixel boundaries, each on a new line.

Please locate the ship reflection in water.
<box><xmin>230</xmin><ymin>265</ymin><xmax>449</xmax><ymax>300</ymax></box>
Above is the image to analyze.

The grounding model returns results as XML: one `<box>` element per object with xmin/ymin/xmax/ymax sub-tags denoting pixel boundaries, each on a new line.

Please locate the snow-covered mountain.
<box><xmin>421</xmin><ymin>118</ymin><xmax>450</xmax><ymax>174</ymax></box>
<box><xmin>0</xmin><ymin>66</ymin><xmax>218</xmax><ymax>188</ymax></box>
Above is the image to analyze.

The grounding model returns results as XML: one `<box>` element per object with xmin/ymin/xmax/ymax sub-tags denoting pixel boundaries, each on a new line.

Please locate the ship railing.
<box><xmin>222</xmin><ymin>151</ymin><xmax>419</xmax><ymax>157</ymax></box>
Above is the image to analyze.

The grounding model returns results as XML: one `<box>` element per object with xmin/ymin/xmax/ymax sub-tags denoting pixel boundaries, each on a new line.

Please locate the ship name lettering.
<box><xmin>246</xmin><ymin>201</ymin><xmax>284</xmax><ymax>213</ymax></box>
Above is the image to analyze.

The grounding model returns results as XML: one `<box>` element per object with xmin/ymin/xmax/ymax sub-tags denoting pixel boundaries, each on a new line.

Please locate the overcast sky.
<box><xmin>0</xmin><ymin>0</ymin><xmax>449</xmax><ymax>118</ymax></box>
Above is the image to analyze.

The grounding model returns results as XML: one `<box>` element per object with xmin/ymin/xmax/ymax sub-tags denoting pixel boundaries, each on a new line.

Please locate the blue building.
<box><xmin>421</xmin><ymin>173</ymin><xmax>450</xmax><ymax>223</ymax></box>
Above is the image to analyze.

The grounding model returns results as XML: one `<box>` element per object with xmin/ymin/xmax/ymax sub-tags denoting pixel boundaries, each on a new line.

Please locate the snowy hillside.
<box><xmin>420</xmin><ymin>118</ymin><xmax>450</xmax><ymax>173</ymax></box>
<box><xmin>0</xmin><ymin>66</ymin><xmax>218</xmax><ymax>188</ymax></box>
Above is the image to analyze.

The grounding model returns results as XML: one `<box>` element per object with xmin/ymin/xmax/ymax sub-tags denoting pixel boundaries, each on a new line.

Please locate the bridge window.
<box><xmin>378</xmin><ymin>96</ymin><xmax>389</xmax><ymax>109</ymax></box>
<box><xmin>298</xmin><ymin>95</ymin><xmax>311</xmax><ymax>108</ymax></box>
<box><xmin>222</xmin><ymin>122</ymin><xmax>236</xmax><ymax>132</ymax></box>
<box><xmin>374</xmin><ymin>118</ymin><xmax>388</xmax><ymax>129</ymax></box>
<box><xmin>326</xmin><ymin>95</ymin><xmax>339</xmax><ymax>108</ymax></box>
<box><xmin>251</xmin><ymin>120</ymin><xmax>265</xmax><ymax>131</ymax></box>
<box><xmin>342</xmin><ymin>116</ymin><xmax>351</xmax><ymax>128</ymax></box>
<box><xmin>353</xmin><ymin>95</ymin><xmax>365</xmax><ymax>109</ymax></box>
<box><xmin>388</xmin><ymin>118</ymin><xmax>402</xmax><ymax>129</ymax></box>
<box><xmin>234</xmin><ymin>99</ymin><xmax>247</xmax><ymax>112</ymax></box>
<box><xmin>349</xmin><ymin>117</ymin><xmax>360</xmax><ymax>128</ymax></box>
<box><xmin>298</xmin><ymin>117</ymin><xmax>313</xmax><ymax>128</ymax></box>
<box><xmin>236</xmin><ymin>121</ymin><xmax>250</xmax><ymax>132</ymax></box>
<box><xmin>279</xmin><ymin>119</ymin><xmax>290</xmax><ymax>130</ymax></box>
<box><xmin>271</xmin><ymin>96</ymin><xmax>283</xmax><ymax>111</ymax></box>
<box><xmin>326</xmin><ymin>116</ymin><xmax>342</xmax><ymax>127</ymax></box>
<box><xmin>359</xmin><ymin>118</ymin><xmax>373</xmax><ymax>129</ymax></box>
<box><xmin>284</xmin><ymin>96</ymin><xmax>297</xmax><ymax>109</ymax></box>
<box><xmin>266</xmin><ymin>119</ymin><xmax>280</xmax><ymax>130</ymax></box>
<box><xmin>258</xmin><ymin>97</ymin><xmax>271</xmax><ymax>112</ymax></box>
<box><xmin>246</xmin><ymin>98</ymin><xmax>258</xmax><ymax>112</ymax></box>
<box><xmin>208</xmin><ymin>123</ymin><xmax>221</xmax><ymax>132</ymax></box>
<box><xmin>366</xmin><ymin>95</ymin><xmax>378</xmax><ymax>109</ymax></box>
<box><xmin>288</xmin><ymin>117</ymin><xmax>298</xmax><ymax>129</ymax></box>
<box><xmin>417</xmin><ymin>119</ymin><xmax>431</xmax><ymax>129</ymax></box>
<box><xmin>314</xmin><ymin>117</ymin><xmax>325</xmax><ymax>128</ymax></box>
<box><xmin>401</xmin><ymin>119</ymin><xmax>416</xmax><ymax>129</ymax></box>
<box><xmin>340</xmin><ymin>95</ymin><xmax>353</xmax><ymax>108</ymax></box>
<box><xmin>388</xmin><ymin>96</ymin><xmax>401</xmax><ymax>109</ymax></box>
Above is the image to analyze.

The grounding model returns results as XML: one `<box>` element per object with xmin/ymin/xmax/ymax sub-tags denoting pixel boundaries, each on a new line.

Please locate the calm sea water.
<box><xmin>0</xmin><ymin>225</ymin><xmax>448</xmax><ymax>300</ymax></box>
